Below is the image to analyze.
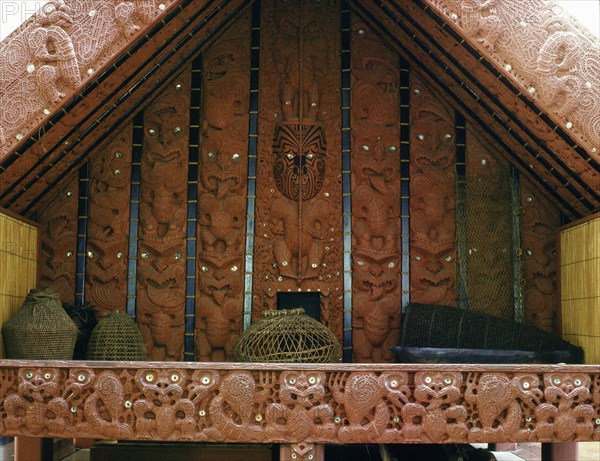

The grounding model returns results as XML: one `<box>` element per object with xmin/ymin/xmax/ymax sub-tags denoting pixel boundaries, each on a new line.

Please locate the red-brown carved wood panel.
<box><xmin>409</xmin><ymin>75</ymin><xmax>457</xmax><ymax>307</ymax></box>
<box><xmin>350</xmin><ymin>18</ymin><xmax>401</xmax><ymax>362</ymax></box>
<box><xmin>0</xmin><ymin>361</ymin><xmax>598</xmax><ymax>445</ymax></box>
<box><xmin>38</xmin><ymin>176</ymin><xmax>79</xmax><ymax>305</ymax></box>
<box><xmin>25</xmin><ymin>1</ymin><xmax>570</xmax><ymax>364</ymax></box>
<box><xmin>521</xmin><ymin>184</ymin><xmax>560</xmax><ymax>333</ymax></box>
<box><xmin>137</xmin><ymin>71</ymin><xmax>190</xmax><ymax>361</ymax></box>
<box><xmin>85</xmin><ymin>125</ymin><xmax>132</xmax><ymax>318</ymax></box>
<box><xmin>253</xmin><ymin>0</ymin><xmax>343</xmax><ymax>338</ymax></box>
<box><xmin>196</xmin><ymin>10</ymin><xmax>251</xmax><ymax>361</ymax></box>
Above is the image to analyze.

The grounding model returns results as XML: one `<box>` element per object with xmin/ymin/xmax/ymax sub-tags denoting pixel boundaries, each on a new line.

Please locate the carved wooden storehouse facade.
<box><xmin>0</xmin><ymin>1</ymin><xmax>599</xmax><ymax>460</ymax></box>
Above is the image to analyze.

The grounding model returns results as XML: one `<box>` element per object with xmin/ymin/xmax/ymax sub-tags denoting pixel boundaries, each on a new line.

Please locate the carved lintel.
<box><xmin>0</xmin><ymin>362</ymin><xmax>598</xmax><ymax>445</ymax></box>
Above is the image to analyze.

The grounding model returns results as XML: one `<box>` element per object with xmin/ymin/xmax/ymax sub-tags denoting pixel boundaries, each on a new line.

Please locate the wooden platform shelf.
<box><xmin>0</xmin><ymin>360</ymin><xmax>598</xmax><ymax>460</ymax></box>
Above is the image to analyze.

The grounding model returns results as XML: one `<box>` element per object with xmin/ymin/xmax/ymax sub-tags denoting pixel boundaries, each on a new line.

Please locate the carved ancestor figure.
<box><xmin>140</xmin><ymin>95</ymin><xmax>188</xmax><ymax>240</ymax></box>
<box><xmin>410</xmin><ymin>87</ymin><xmax>457</xmax><ymax>306</ymax></box>
<box><xmin>137</xmin><ymin>238</ymin><xmax>186</xmax><ymax>361</ymax></box>
<box><xmin>403</xmin><ymin>372</ymin><xmax>467</xmax><ymax>443</ymax></box>
<box><xmin>138</xmin><ymin>83</ymin><xmax>189</xmax><ymax>360</ymax></box>
<box><xmin>352</xmin><ymin>122</ymin><xmax>400</xmax><ymax>254</ymax></box>
<box><xmin>196</xmin><ymin>14</ymin><xmax>250</xmax><ymax>362</ymax></box>
<box><xmin>198</xmin><ymin>193</ymin><xmax>245</xmax><ymax>258</ymax></box>
<box><xmin>535</xmin><ymin>373</ymin><xmax>594</xmax><ymax>441</ymax></box>
<box><xmin>266</xmin><ymin>371</ymin><xmax>335</xmax><ymax>441</ymax></box>
<box><xmin>199</xmin><ymin>124</ymin><xmax>247</xmax><ymax>199</ymax></box>
<box><xmin>86</xmin><ymin>130</ymin><xmax>131</xmax><ymax>316</ymax></box>
<box><xmin>195</xmin><ymin>258</ymin><xmax>243</xmax><ymax>361</ymax></box>
<box><xmin>202</xmin><ymin>33</ymin><xmax>250</xmax><ymax>131</ymax></box>
<box><xmin>28</xmin><ymin>1</ymin><xmax>80</xmax><ymax>105</ymax></box>
<box><xmin>4</xmin><ymin>368</ymin><xmax>71</xmax><ymax>436</ymax></box>
<box><xmin>134</xmin><ymin>369</ymin><xmax>196</xmax><ymax>440</ymax></box>
<box><xmin>64</xmin><ymin>369</ymin><xmax>133</xmax><ymax>438</ymax></box>
<box><xmin>352</xmin><ymin>250</ymin><xmax>400</xmax><ymax>362</ymax></box>
<box><xmin>269</xmin><ymin>196</ymin><xmax>330</xmax><ymax>281</ymax></box>
<box><xmin>460</xmin><ymin>0</ymin><xmax>502</xmax><ymax>50</ymax></box>
<box><xmin>330</xmin><ymin>371</ymin><xmax>409</xmax><ymax>443</ymax></box>
<box><xmin>273</xmin><ymin>4</ymin><xmax>324</xmax><ymax>121</ymax></box>
<box><xmin>350</xmin><ymin>22</ymin><xmax>402</xmax><ymax>362</ymax></box>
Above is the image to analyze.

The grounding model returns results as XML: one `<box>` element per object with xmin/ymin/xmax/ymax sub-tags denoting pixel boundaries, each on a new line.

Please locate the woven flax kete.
<box><xmin>86</xmin><ymin>310</ymin><xmax>147</xmax><ymax>361</ymax></box>
<box><xmin>3</xmin><ymin>287</ymin><xmax>79</xmax><ymax>360</ymax></box>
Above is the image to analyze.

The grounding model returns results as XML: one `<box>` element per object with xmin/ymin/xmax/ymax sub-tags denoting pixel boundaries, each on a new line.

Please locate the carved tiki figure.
<box><xmin>270</xmin><ymin>121</ymin><xmax>330</xmax><ymax>280</ymax></box>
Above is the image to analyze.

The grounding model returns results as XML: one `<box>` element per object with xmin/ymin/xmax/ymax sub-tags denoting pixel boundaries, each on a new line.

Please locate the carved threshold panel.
<box><xmin>0</xmin><ymin>361</ymin><xmax>598</xmax><ymax>457</ymax></box>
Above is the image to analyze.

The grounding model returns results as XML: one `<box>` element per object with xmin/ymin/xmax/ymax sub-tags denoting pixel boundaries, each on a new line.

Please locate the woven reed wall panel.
<box><xmin>560</xmin><ymin>215</ymin><xmax>600</xmax><ymax>364</ymax></box>
<box><xmin>458</xmin><ymin>131</ymin><xmax>513</xmax><ymax>318</ymax></box>
<box><xmin>0</xmin><ymin>209</ymin><xmax>38</xmax><ymax>357</ymax></box>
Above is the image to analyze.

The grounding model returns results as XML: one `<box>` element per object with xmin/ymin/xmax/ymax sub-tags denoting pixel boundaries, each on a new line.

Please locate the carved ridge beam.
<box><xmin>349</xmin><ymin>0</ymin><xmax>598</xmax><ymax>219</ymax></box>
<box><xmin>0</xmin><ymin>360</ymin><xmax>598</xmax><ymax>447</ymax></box>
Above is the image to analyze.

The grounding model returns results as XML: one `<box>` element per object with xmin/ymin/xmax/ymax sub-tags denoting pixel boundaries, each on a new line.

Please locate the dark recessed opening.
<box><xmin>277</xmin><ymin>292</ymin><xmax>321</xmax><ymax>320</ymax></box>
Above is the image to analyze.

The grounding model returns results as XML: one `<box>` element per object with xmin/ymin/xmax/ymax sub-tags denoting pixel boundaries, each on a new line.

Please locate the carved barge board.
<box><xmin>0</xmin><ymin>361</ymin><xmax>598</xmax><ymax>448</ymax></box>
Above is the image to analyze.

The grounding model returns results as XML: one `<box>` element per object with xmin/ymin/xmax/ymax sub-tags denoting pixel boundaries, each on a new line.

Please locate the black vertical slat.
<box><xmin>340</xmin><ymin>1</ymin><xmax>352</xmax><ymax>362</ymax></box>
<box><xmin>510</xmin><ymin>165</ymin><xmax>524</xmax><ymax>322</ymax></box>
<box><xmin>74</xmin><ymin>162</ymin><xmax>90</xmax><ymax>307</ymax></box>
<box><xmin>185</xmin><ymin>61</ymin><xmax>202</xmax><ymax>361</ymax></box>
<box><xmin>399</xmin><ymin>57</ymin><xmax>410</xmax><ymax>313</ymax></box>
<box><xmin>126</xmin><ymin>113</ymin><xmax>144</xmax><ymax>318</ymax></box>
<box><xmin>455</xmin><ymin>112</ymin><xmax>468</xmax><ymax>310</ymax></box>
<box><xmin>243</xmin><ymin>0</ymin><xmax>261</xmax><ymax>330</ymax></box>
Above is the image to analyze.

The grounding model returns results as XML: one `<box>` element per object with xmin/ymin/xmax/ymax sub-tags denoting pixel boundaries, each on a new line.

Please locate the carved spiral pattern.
<box><xmin>1</xmin><ymin>365</ymin><xmax>598</xmax><ymax>445</ymax></box>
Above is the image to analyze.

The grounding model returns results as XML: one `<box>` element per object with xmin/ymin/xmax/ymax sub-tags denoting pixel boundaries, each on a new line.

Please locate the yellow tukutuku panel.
<box><xmin>0</xmin><ymin>209</ymin><xmax>39</xmax><ymax>357</ymax></box>
<box><xmin>560</xmin><ymin>214</ymin><xmax>600</xmax><ymax>364</ymax></box>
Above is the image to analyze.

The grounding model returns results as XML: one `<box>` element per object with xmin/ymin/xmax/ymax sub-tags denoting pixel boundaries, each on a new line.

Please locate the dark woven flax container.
<box><xmin>86</xmin><ymin>310</ymin><xmax>147</xmax><ymax>361</ymax></box>
<box><xmin>233</xmin><ymin>308</ymin><xmax>342</xmax><ymax>363</ymax></box>
<box><xmin>3</xmin><ymin>287</ymin><xmax>79</xmax><ymax>360</ymax></box>
<box><xmin>399</xmin><ymin>303</ymin><xmax>583</xmax><ymax>363</ymax></box>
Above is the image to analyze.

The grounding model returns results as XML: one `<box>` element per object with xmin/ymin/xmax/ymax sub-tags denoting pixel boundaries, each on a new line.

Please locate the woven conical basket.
<box><xmin>233</xmin><ymin>308</ymin><xmax>341</xmax><ymax>363</ymax></box>
<box><xmin>86</xmin><ymin>310</ymin><xmax>147</xmax><ymax>361</ymax></box>
<box><xmin>2</xmin><ymin>287</ymin><xmax>79</xmax><ymax>360</ymax></box>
